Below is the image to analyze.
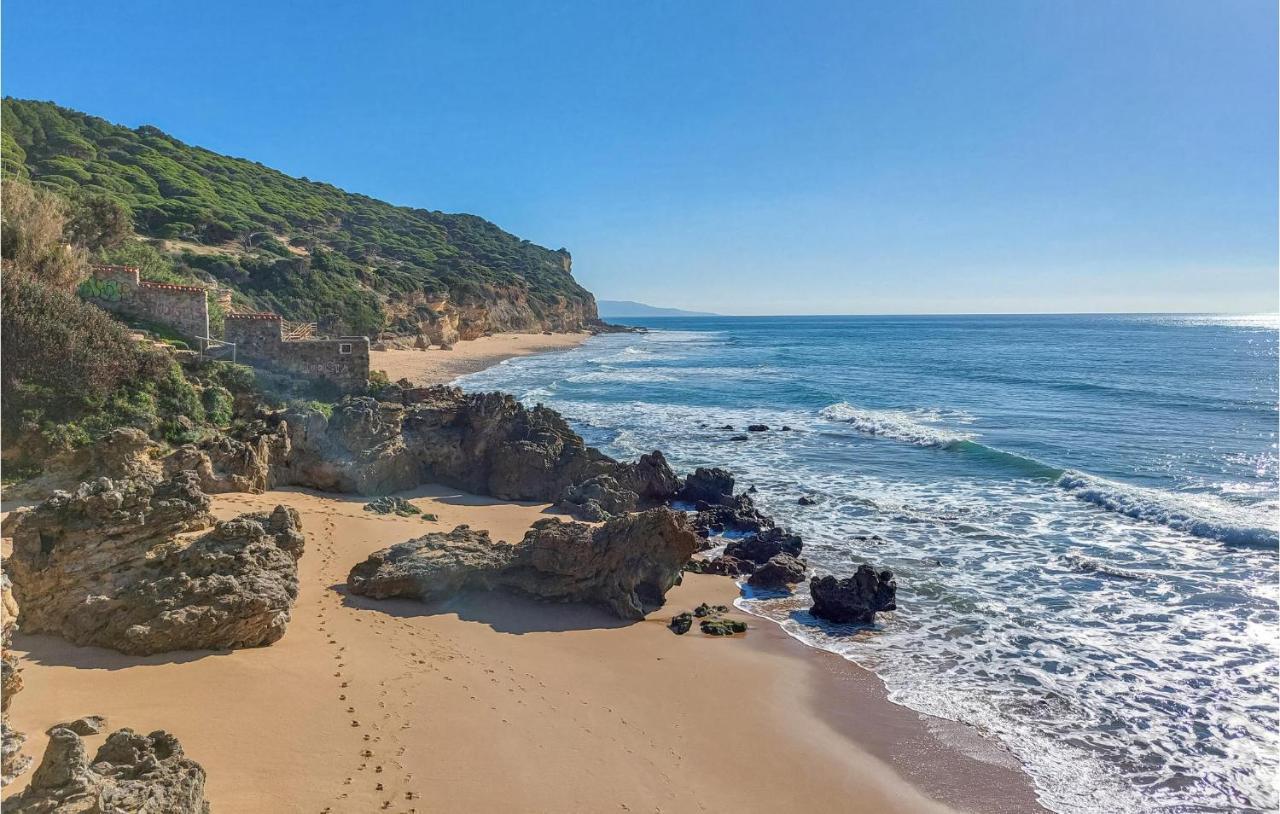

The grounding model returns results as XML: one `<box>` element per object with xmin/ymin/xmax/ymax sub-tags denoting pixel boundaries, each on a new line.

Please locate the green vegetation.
<box><xmin>0</xmin><ymin>177</ymin><xmax>266</xmax><ymax>464</ymax></box>
<box><xmin>3</xmin><ymin>98</ymin><xmax>596</xmax><ymax>335</ymax></box>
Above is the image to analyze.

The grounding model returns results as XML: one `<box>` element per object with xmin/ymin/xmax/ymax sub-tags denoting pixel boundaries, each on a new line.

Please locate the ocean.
<box><xmin>456</xmin><ymin>314</ymin><xmax>1279</xmax><ymax>814</ymax></box>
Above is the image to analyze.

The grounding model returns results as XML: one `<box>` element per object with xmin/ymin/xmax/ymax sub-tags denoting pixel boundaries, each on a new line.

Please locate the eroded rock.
<box><xmin>348</xmin><ymin>507</ymin><xmax>699</xmax><ymax>620</ymax></box>
<box><xmin>2</xmin><ymin>573</ymin><xmax>29</xmax><ymax>785</ymax></box>
<box><xmin>7</xmin><ymin>474</ymin><xmax>305</xmax><ymax>655</ymax></box>
<box><xmin>6</xmin><ymin>727</ymin><xmax>209</xmax><ymax>813</ymax></box>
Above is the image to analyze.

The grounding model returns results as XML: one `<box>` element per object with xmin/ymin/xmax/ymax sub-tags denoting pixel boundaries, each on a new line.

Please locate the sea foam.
<box><xmin>1056</xmin><ymin>471</ymin><xmax>1279</xmax><ymax>550</ymax></box>
<box><xmin>819</xmin><ymin>402</ymin><xmax>975</xmax><ymax>447</ymax></box>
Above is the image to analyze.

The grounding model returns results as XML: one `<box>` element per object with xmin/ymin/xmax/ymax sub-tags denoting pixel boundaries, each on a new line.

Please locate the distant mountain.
<box><xmin>597</xmin><ymin>300</ymin><xmax>719</xmax><ymax>318</ymax></box>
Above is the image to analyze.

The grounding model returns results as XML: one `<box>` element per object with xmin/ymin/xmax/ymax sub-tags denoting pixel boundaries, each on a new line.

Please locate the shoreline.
<box><xmin>5</xmin><ymin>487</ymin><xmax>1038</xmax><ymax>813</ymax></box>
<box><xmin>370</xmin><ymin>331</ymin><xmax>589</xmax><ymax>386</ymax></box>
<box><xmin>3</xmin><ymin>332</ymin><xmax>1045</xmax><ymax>813</ymax></box>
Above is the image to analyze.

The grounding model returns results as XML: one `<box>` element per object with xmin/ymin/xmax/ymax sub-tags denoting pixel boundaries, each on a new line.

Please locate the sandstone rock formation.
<box><xmin>163</xmin><ymin>423</ymin><xmax>289</xmax><ymax>494</ymax></box>
<box><xmin>5</xmin><ymin>727</ymin><xmax>209</xmax><ymax>813</ymax></box>
<box><xmin>809</xmin><ymin>565</ymin><xmax>897</xmax><ymax>625</ymax></box>
<box><xmin>2</xmin><ymin>573</ymin><xmax>30</xmax><ymax>785</ymax></box>
<box><xmin>7</xmin><ymin>473</ymin><xmax>305</xmax><ymax>655</ymax></box>
<box><xmin>263</xmin><ymin>388</ymin><xmax>682</xmax><ymax>508</ymax></box>
<box><xmin>349</xmin><ymin>507</ymin><xmax>699</xmax><ymax>620</ymax></box>
<box><xmin>1</xmin><ymin>428</ymin><xmax>164</xmax><ymax>501</ymax></box>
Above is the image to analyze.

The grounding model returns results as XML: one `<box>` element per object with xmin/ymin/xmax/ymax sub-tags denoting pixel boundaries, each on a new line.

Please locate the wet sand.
<box><xmin>4</xmin><ymin>486</ymin><xmax>1042</xmax><ymax>813</ymax></box>
<box><xmin>371</xmin><ymin>332</ymin><xmax>588</xmax><ymax>386</ymax></box>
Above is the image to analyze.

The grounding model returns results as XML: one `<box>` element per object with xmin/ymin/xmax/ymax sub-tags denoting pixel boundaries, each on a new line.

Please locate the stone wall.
<box><xmin>225</xmin><ymin>313</ymin><xmax>369</xmax><ymax>391</ymax></box>
<box><xmin>79</xmin><ymin>265</ymin><xmax>210</xmax><ymax>345</ymax></box>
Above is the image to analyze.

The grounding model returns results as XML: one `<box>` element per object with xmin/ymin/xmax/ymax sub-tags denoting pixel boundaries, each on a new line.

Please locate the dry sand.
<box><xmin>371</xmin><ymin>332</ymin><xmax>588</xmax><ymax>387</ymax></box>
<box><xmin>4</xmin><ymin>486</ymin><xmax>1042</xmax><ymax>813</ymax></box>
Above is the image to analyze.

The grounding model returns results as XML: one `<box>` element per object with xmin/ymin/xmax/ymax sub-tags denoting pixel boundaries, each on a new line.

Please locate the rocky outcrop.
<box><xmin>558</xmin><ymin>450</ymin><xmax>683</xmax><ymax>520</ymax></box>
<box><xmin>2</xmin><ymin>573</ymin><xmax>30</xmax><ymax>785</ymax></box>
<box><xmin>678</xmin><ymin>467</ymin><xmax>736</xmax><ymax>505</ymax></box>
<box><xmin>1</xmin><ymin>428</ymin><xmax>164</xmax><ymax>502</ymax></box>
<box><xmin>724</xmin><ymin>527</ymin><xmax>804</xmax><ymax>564</ymax></box>
<box><xmin>7</xmin><ymin>473</ymin><xmax>305</xmax><ymax>655</ymax></box>
<box><xmin>349</xmin><ymin>507</ymin><xmax>699</xmax><ymax>620</ymax></box>
<box><xmin>164</xmin><ymin>423</ymin><xmax>289</xmax><ymax>495</ymax></box>
<box><xmin>809</xmin><ymin>566</ymin><xmax>897</xmax><ymax>625</ymax></box>
<box><xmin>264</xmin><ymin>388</ymin><xmax>682</xmax><ymax>508</ymax></box>
<box><xmin>746</xmin><ymin>553</ymin><xmax>807</xmax><ymax>591</ymax></box>
<box><xmin>6</xmin><ymin>727</ymin><xmax>209</xmax><ymax>813</ymax></box>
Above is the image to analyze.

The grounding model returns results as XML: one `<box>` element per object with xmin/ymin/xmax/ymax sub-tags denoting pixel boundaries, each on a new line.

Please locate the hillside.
<box><xmin>1</xmin><ymin>98</ymin><xmax>597</xmax><ymax>337</ymax></box>
<box><xmin>597</xmin><ymin>300</ymin><xmax>719</xmax><ymax>318</ymax></box>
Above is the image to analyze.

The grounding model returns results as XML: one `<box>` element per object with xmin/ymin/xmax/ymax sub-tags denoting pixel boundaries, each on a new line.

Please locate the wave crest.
<box><xmin>1057</xmin><ymin>472</ymin><xmax>1279</xmax><ymax>549</ymax></box>
<box><xmin>819</xmin><ymin>402</ymin><xmax>975</xmax><ymax>448</ymax></box>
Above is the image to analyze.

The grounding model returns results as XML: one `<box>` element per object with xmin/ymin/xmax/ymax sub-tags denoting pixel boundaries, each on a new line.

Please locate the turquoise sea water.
<box><xmin>457</xmin><ymin>314</ymin><xmax>1279</xmax><ymax>814</ymax></box>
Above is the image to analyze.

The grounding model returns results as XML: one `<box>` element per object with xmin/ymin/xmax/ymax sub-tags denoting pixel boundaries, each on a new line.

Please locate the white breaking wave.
<box><xmin>819</xmin><ymin>402</ymin><xmax>976</xmax><ymax>447</ymax></box>
<box><xmin>1057</xmin><ymin>471</ymin><xmax>1279</xmax><ymax>549</ymax></box>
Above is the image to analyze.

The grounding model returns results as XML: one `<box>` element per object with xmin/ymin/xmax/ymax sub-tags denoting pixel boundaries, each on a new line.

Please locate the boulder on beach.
<box><xmin>746</xmin><ymin>553</ymin><xmax>808</xmax><ymax>591</ymax></box>
<box><xmin>348</xmin><ymin>507</ymin><xmax>700</xmax><ymax>620</ymax></box>
<box><xmin>809</xmin><ymin>565</ymin><xmax>897</xmax><ymax>625</ymax></box>
<box><xmin>6</xmin><ymin>473</ymin><xmax>306</xmax><ymax>655</ymax></box>
<box><xmin>6</xmin><ymin>727</ymin><xmax>210</xmax><ymax>813</ymax></box>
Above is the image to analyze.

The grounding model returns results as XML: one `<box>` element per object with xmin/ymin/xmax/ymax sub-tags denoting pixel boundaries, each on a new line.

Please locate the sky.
<box><xmin>3</xmin><ymin>0</ymin><xmax>1277</xmax><ymax>315</ymax></box>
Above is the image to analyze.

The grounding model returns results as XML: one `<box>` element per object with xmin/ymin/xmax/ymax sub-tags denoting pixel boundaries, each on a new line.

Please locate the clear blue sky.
<box><xmin>4</xmin><ymin>0</ymin><xmax>1276</xmax><ymax>314</ymax></box>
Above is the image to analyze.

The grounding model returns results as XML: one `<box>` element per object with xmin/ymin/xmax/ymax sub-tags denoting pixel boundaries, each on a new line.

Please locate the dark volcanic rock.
<box><xmin>746</xmin><ymin>553</ymin><xmax>807</xmax><ymax>591</ymax></box>
<box><xmin>348</xmin><ymin>507</ymin><xmax>700</xmax><ymax>620</ymax></box>
<box><xmin>809</xmin><ymin>565</ymin><xmax>897</xmax><ymax>625</ymax></box>
<box><xmin>7</xmin><ymin>474</ymin><xmax>305</xmax><ymax>655</ymax></box>
<box><xmin>668</xmin><ymin>612</ymin><xmax>693</xmax><ymax>635</ymax></box>
<box><xmin>746</xmin><ymin>424</ymin><xmax>768</xmax><ymax>432</ymax></box>
<box><xmin>724</xmin><ymin>527</ymin><xmax>803</xmax><ymax>564</ymax></box>
<box><xmin>6</xmin><ymin>727</ymin><xmax>209</xmax><ymax>813</ymax></box>
<box><xmin>679</xmin><ymin>467</ymin><xmax>735</xmax><ymax>505</ymax></box>
<box><xmin>797</xmin><ymin>495</ymin><xmax>817</xmax><ymax>506</ymax></box>
<box><xmin>682</xmin><ymin>555</ymin><xmax>753</xmax><ymax>577</ymax></box>
<box><xmin>728</xmin><ymin>434</ymin><xmax>749</xmax><ymax>442</ymax></box>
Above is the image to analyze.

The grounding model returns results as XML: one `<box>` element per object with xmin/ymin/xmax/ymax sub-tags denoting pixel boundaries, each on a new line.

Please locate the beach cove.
<box><xmin>2</xmin><ymin>336</ymin><xmax>1044</xmax><ymax>814</ymax></box>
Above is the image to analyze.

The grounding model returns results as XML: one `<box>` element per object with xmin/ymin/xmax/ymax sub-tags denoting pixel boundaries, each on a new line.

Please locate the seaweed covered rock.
<box><xmin>809</xmin><ymin>565</ymin><xmax>897</xmax><ymax>625</ymax></box>
<box><xmin>363</xmin><ymin>496</ymin><xmax>422</xmax><ymax>517</ymax></box>
<box><xmin>6</xmin><ymin>727</ymin><xmax>209</xmax><ymax>813</ymax></box>
<box><xmin>7</xmin><ymin>474</ymin><xmax>305</xmax><ymax>655</ymax></box>
<box><xmin>349</xmin><ymin>507</ymin><xmax>700</xmax><ymax>620</ymax></box>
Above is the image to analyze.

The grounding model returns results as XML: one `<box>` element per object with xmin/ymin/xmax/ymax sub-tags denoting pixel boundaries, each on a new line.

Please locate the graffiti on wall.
<box><xmin>78</xmin><ymin>277</ymin><xmax>125</xmax><ymax>303</ymax></box>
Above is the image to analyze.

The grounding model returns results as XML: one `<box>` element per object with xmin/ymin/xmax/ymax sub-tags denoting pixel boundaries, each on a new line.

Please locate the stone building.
<box><xmin>224</xmin><ymin>313</ymin><xmax>370</xmax><ymax>391</ymax></box>
<box><xmin>79</xmin><ymin>265</ymin><xmax>210</xmax><ymax>346</ymax></box>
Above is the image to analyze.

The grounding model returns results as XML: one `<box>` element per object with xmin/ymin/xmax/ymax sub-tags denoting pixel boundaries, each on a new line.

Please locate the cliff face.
<box><xmin>2</xmin><ymin>99</ymin><xmax>597</xmax><ymax>337</ymax></box>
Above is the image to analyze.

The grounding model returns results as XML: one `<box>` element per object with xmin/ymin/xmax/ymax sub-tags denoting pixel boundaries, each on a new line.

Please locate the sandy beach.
<box><xmin>4</xmin><ymin>481</ymin><xmax>1042</xmax><ymax>813</ymax></box>
<box><xmin>371</xmin><ymin>332</ymin><xmax>589</xmax><ymax>386</ymax></box>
